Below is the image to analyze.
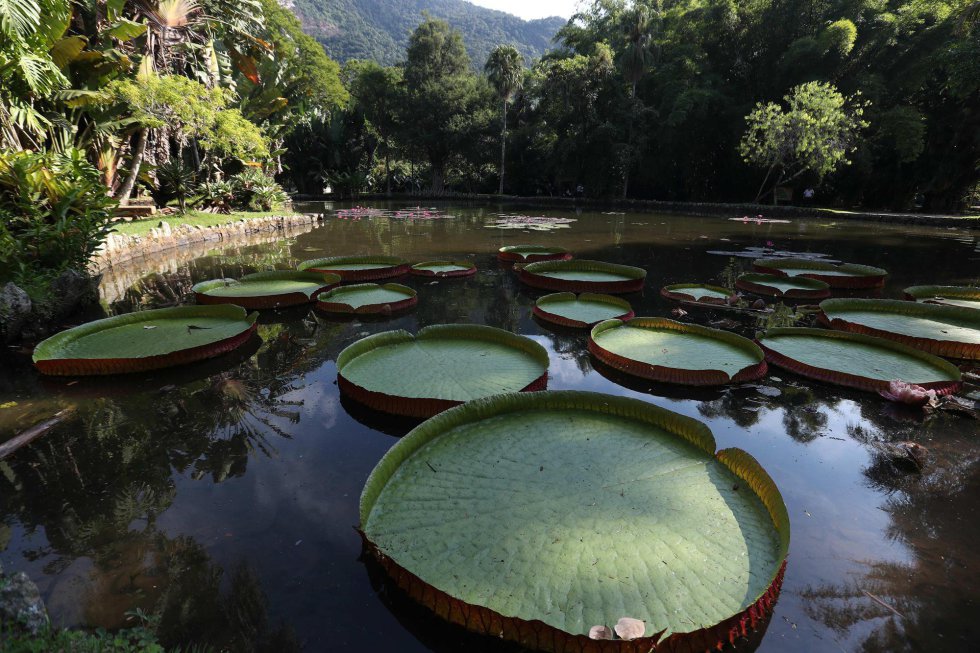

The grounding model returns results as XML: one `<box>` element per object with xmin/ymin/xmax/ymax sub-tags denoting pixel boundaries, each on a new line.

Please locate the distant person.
<box><xmin>803</xmin><ymin>187</ymin><xmax>815</xmax><ymax>205</ymax></box>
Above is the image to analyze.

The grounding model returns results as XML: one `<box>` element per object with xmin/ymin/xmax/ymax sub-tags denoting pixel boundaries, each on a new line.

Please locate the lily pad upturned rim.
<box><xmin>314</xmin><ymin>283</ymin><xmax>418</xmax><ymax>315</ymax></box>
<box><xmin>360</xmin><ymin>390</ymin><xmax>790</xmax><ymax>653</ymax></box>
<box><xmin>33</xmin><ymin>305</ymin><xmax>259</xmax><ymax>376</ymax></box>
<box><xmin>659</xmin><ymin>283</ymin><xmax>732</xmax><ymax>305</ymax></box>
<box><xmin>753</xmin><ymin>258</ymin><xmax>887</xmax><ymax>289</ymax></box>
<box><xmin>336</xmin><ymin>324</ymin><xmax>549</xmax><ymax>418</ymax></box>
<box><xmin>589</xmin><ymin>317</ymin><xmax>767</xmax><ymax>386</ymax></box>
<box><xmin>735</xmin><ymin>273</ymin><xmax>831</xmax><ymax>299</ymax></box>
<box><xmin>497</xmin><ymin>244</ymin><xmax>573</xmax><ymax>263</ymax></box>
<box><xmin>409</xmin><ymin>260</ymin><xmax>478</xmax><ymax>278</ymax></box>
<box><xmin>192</xmin><ymin>270</ymin><xmax>341</xmax><ymax>309</ymax></box>
<box><xmin>533</xmin><ymin>292</ymin><xmax>635</xmax><ymax>328</ymax></box>
<box><xmin>904</xmin><ymin>285</ymin><xmax>980</xmax><ymax>308</ymax></box>
<box><xmin>297</xmin><ymin>255</ymin><xmax>410</xmax><ymax>281</ymax></box>
<box><xmin>757</xmin><ymin>327</ymin><xmax>962</xmax><ymax>396</ymax></box>
<box><xmin>819</xmin><ymin>297</ymin><xmax>980</xmax><ymax>360</ymax></box>
<box><xmin>519</xmin><ymin>259</ymin><xmax>647</xmax><ymax>294</ymax></box>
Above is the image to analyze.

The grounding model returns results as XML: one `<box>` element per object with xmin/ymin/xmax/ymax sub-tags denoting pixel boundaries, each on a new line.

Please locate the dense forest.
<box><xmin>289</xmin><ymin>0</ymin><xmax>565</xmax><ymax>65</ymax></box>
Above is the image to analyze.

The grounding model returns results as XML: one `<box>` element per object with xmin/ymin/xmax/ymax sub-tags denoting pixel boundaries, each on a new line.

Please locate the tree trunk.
<box><xmin>499</xmin><ymin>99</ymin><xmax>507</xmax><ymax>195</ymax></box>
<box><xmin>431</xmin><ymin>162</ymin><xmax>445</xmax><ymax>194</ymax></box>
<box><xmin>114</xmin><ymin>128</ymin><xmax>147</xmax><ymax>202</ymax></box>
<box><xmin>384</xmin><ymin>139</ymin><xmax>391</xmax><ymax>195</ymax></box>
<box><xmin>623</xmin><ymin>82</ymin><xmax>636</xmax><ymax>199</ymax></box>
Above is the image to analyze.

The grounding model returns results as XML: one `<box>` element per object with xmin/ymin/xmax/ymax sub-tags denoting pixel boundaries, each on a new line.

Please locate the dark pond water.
<box><xmin>2</xmin><ymin>202</ymin><xmax>979</xmax><ymax>652</ymax></box>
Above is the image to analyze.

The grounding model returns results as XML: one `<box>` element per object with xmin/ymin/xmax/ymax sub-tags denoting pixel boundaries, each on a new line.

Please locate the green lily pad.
<box><xmin>33</xmin><ymin>305</ymin><xmax>258</xmax><ymax>376</ymax></box>
<box><xmin>519</xmin><ymin>259</ymin><xmax>646</xmax><ymax>294</ymax></box>
<box><xmin>410</xmin><ymin>260</ymin><xmax>477</xmax><ymax>278</ymax></box>
<box><xmin>660</xmin><ymin>283</ymin><xmax>732</xmax><ymax>304</ymax></box>
<box><xmin>315</xmin><ymin>283</ymin><xmax>417</xmax><ymax>315</ymax></box>
<box><xmin>590</xmin><ymin>318</ymin><xmax>767</xmax><ymax>385</ymax></box>
<box><xmin>497</xmin><ymin>245</ymin><xmax>572</xmax><ymax>263</ymax></box>
<box><xmin>736</xmin><ymin>273</ymin><xmax>830</xmax><ymax>299</ymax></box>
<box><xmin>533</xmin><ymin>292</ymin><xmax>634</xmax><ymax>328</ymax></box>
<box><xmin>757</xmin><ymin>327</ymin><xmax>962</xmax><ymax>394</ymax></box>
<box><xmin>820</xmin><ymin>298</ymin><xmax>980</xmax><ymax>360</ymax></box>
<box><xmin>361</xmin><ymin>391</ymin><xmax>789</xmax><ymax>651</ymax></box>
<box><xmin>904</xmin><ymin>285</ymin><xmax>980</xmax><ymax>310</ymax></box>
<box><xmin>337</xmin><ymin>325</ymin><xmax>549</xmax><ymax>417</ymax></box>
<box><xmin>193</xmin><ymin>271</ymin><xmax>341</xmax><ymax>309</ymax></box>
<box><xmin>753</xmin><ymin>258</ymin><xmax>887</xmax><ymax>289</ymax></box>
<box><xmin>297</xmin><ymin>255</ymin><xmax>410</xmax><ymax>281</ymax></box>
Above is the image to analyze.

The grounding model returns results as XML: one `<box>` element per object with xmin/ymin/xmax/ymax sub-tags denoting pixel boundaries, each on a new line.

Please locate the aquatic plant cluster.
<box><xmin>334</xmin><ymin>206</ymin><xmax>456</xmax><ymax>220</ymax></box>
<box><xmin>26</xmin><ymin>234</ymin><xmax>980</xmax><ymax>653</ymax></box>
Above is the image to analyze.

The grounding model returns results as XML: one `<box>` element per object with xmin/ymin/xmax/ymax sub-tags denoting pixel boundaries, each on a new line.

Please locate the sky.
<box><xmin>467</xmin><ymin>0</ymin><xmax>580</xmax><ymax>20</ymax></box>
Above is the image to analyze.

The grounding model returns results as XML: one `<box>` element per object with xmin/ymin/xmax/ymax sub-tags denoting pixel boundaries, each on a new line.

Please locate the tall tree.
<box><xmin>350</xmin><ymin>61</ymin><xmax>402</xmax><ymax>195</ymax></box>
<box><xmin>618</xmin><ymin>2</ymin><xmax>655</xmax><ymax>198</ymax></box>
<box><xmin>484</xmin><ymin>45</ymin><xmax>524</xmax><ymax>195</ymax></box>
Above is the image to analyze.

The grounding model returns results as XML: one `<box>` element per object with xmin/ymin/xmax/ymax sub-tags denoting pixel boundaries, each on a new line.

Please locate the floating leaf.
<box><xmin>519</xmin><ymin>259</ymin><xmax>646</xmax><ymax>294</ymax></box>
<box><xmin>736</xmin><ymin>273</ymin><xmax>830</xmax><ymax>299</ymax></box>
<box><xmin>316</xmin><ymin>283</ymin><xmax>417</xmax><ymax>315</ymax></box>
<box><xmin>754</xmin><ymin>258</ymin><xmax>887</xmax><ymax>289</ymax></box>
<box><xmin>534</xmin><ymin>292</ymin><xmax>634</xmax><ymax>328</ymax></box>
<box><xmin>660</xmin><ymin>283</ymin><xmax>731</xmax><ymax>304</ymax></box>
<box><xmin>298</xmin><ymin>255</ymin><xmax>409</xmax><ymax>282</ymax></box>
<box><xmin>193</xmin><ymin>271</ymin><xmax>341</xmax><ymax>309</ymax></box>
<box><xmin>409</xmin><ymin>261</ymin><xmax>477</xmax><ymax>278</ymax></box>
<box><xmin>904</xmin><ymin>285</ymin><xmax>980</xmax><ymax>311</ymax></box>
<box><xmin>498</xmin><ymin>245</ymin><xmax>572</xmax><ymax>263</ymax></box>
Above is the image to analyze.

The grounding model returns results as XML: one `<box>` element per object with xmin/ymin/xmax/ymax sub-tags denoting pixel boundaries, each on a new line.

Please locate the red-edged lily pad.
<box><xmin>315</xmin><ymin>283</ymin><xmax>417</xmax><ymax>315</ymax></box>
<box><xmin>660</xmin><ymin>283</ymin><xmax>732</xmax><ymax>305</ymax></box>
<box><xmin>753</xmin><ymin>258</ymin><xmax>887</xmax><ymax>289</ymax></box>
<box><xmin>519</xmin><ymin>259</ymin><xmax>646</xmax><ymax>294</ymax></box>
<box><xmin>735</xmin><ymin>273</ymin><xmax>830</xmax><ymax>300</ymax></box>
<box><xmin>298</xmin><ymin>255</ymin><xmax>410</xmax><ymax>281</ymax></box>
<box><xmin>497</xmin><ymin>245</ymin><xmax>573</xmax><ymax>263</ymax></box>
<box><xmin>192</xmin><ymin>270</ymin><xmax>341</xmax><ymax>309</ymax></box>
<box><xmin>409</xmin><ymin>260</ymin><xmax>477</xmax><ymax>278</ymax></box>
<box><xmin>904</xmin><ymin>285</ymin><xmax>980</xmax><ymax>311</ymax></box>
<box><xmin>533</xmin><ymin>292</ymin><xmax>634</xmax><ymax>328</ymax></box>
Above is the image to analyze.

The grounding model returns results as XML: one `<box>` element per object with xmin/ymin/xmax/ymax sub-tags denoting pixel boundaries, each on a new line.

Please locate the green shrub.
<box><xmin>195</xmin><ymin>181</ymin><xmax>236</xmax><ymax>214</ymax></box>
<box><xmin>155</xmin><ymin>160</ymin><xmax>197</xmax><ymax>213</ymax></box>
<box><xmin>0</xmin><ymin>149</ymin><xmax>116</xmax><ymax>283</ymax></box>
<box><xmin>228</xmin><ymin>170</ymin><xmax>287</xmax><ymax>211</ymax></box>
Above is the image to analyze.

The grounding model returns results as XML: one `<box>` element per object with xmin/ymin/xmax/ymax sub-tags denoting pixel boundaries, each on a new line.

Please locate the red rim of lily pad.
<box><xmin>757</xmin><ymin>327</ymin><xmax>962</xmax><ymax>396</ymax></box>
<box><xmin>903</xmin><ymin>285</ymin><xmax>980</xmax><ymax>309</ymax></box>
<box><xmin>193</xmin><ymin>271</ymin><xmax>342</xmax><ymax>309</ymax></box>
<box><xmin>660</xmin><ymin>283</ymin><xmax>732</xmax><ymax>305</ymax></box>
<box><xmin>497</xmin><ymin>245</ymin><xmax>573</xmax><ymax>263</ymax></box>
<box><xmin>533</xmin><ymin>292</ymin><xmax>635</xmax><ymax>328</ymax></box>
<box><xmin>315</xmin><ymin>283</ymin><xmax>418</xmax><ymax>315</ymax></box>
<box><xmin>589</xmin><ymin>318</ymin><xmax>768</xmax><ymax>386</ymax></box>
<box><xmin>359</xmin><ymin>391</ymin><xmax>790</xmax><ymax>653</ymax></box>
<box><xmin>819</xmin><ymin>298</ymin><xmax>980</xmax><ymax>360</ymax></box>
<box><xmin>735</xmin><ymin>273</ymin><xmax>831</xmax><ymax>300</ymax></box>
<box><xmin>337</xmin><ymin>325</ymin><xmax>549</xmax><ymax>418</ymax></box>
<box><xmin>518</xmin><ymin>259</ymin><xmax>646</xmax><ymax>294</ymax></box>
<box><xmin>298</xmin><ymin>255</ymin><xmax>410</xmax><ymax>281</ymax></box>
<box><xmin>753</xmin><ymin>258</ymin><xmax>887</xmax><ymax>289</ymax></box>
<box><xmin>409</xmin><ymin>260</ymin><xmax>478</xmax><ymax>278</ymax></box>
<box><xmin>33</xmin><ymin>305</ymin><xmax>259</xmax><ymax>376</ymax></box>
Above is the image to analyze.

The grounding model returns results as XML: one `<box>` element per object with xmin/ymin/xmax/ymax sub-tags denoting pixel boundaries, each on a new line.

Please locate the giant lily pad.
<box><xmin>360</xmin><ymin>391</ymin><xmax>789</xmax><ymax>652</ymax></box>
<box><xmin>33</xmin><ymin>305</ymin><xmax>258</xmax><ymax>376</ymax></box>
<box><xmin>337</xmin><ymin>325</ymin><xmax>549</xmax><ymax>417</ymax></box>
<box><xmin>519</xmin><ymin>259</ymin><xmax>646</xmax><ymax>294</ymax></box>
<box><xmin>753</xmin><ymin>258</ymin><xmax>887</xmax><ymax>289</ymax></box>
<box><xmin>735</xmin><ymin>273</ymin><xmax>830</xmax><ymax>300</ymax></box>
<box><xmin>193</xmin><ymin>270</ymin><xmax>341</xmax><ymax>309</ymax></box>
<box><xmin>590</xmin><ymin>318</ymin><xmax>767</xmax><ymax>385</ymax></box>
<box><xmin>410</xmin><ymin>260</ymin><xmax>477</xmax><ymax>278</ymax></box>
<box><xmin>757</xmin><ymin>327</ymin><xmax>962</xmax><ymax>395</ymax></box>
<box><xmin>298</xmin><ymin>255</ymin><xmax>410</xmax><ymax>281</ymax></box>
<box><xmin>820</xmin><ymin>298</ymin><xmax>980</xmax><ymax>360</ymax></box>
<box><xmin>660</xmin><ymin>283</ymin><xmax>731</xmax><ymax>305</ymax></box>
<box><xmin>315</xmin><ymin>283</ymin><xmax>417</xmax><ymax>315</ymax></box>
<box><xmin>498</xmin><ymin>245</ymin><xmax>572</xmax><ymax>263</ymax></box>
<box><xmin>904</xmin><ymin>285</ymin><xmax>980</xmax><ymax>311</ymax></box>
<box><xmin>534</xmin><ymin>292</ymin><xmax>634</xmax><ymax>328</ymax></box>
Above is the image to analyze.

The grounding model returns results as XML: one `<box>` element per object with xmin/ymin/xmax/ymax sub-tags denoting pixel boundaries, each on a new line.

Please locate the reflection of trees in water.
<box><xmin>538</xmin><ymin>327</ymin><xmax>593</xmax><ymax>376</ymax></box>
<box><xmin>0</xmin><ymin>319</ymin><xmax>327</xmax><ymax>647</ymax></box>
<box><xmin>802</xmin><ymin>412</ymin><xmax>980</xmax><ymax>651</ymax></box>
<box><xmin>698</xmin><ymin>382</ymin><xmax>830</xmax><ymax>439</ymax></box>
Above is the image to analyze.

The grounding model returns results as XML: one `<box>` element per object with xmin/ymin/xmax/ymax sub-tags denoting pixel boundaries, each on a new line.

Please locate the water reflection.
<box><xmin>1</xmin><ymin>203</ymin><xmax>979</xmax><ymax>652</ymax></box>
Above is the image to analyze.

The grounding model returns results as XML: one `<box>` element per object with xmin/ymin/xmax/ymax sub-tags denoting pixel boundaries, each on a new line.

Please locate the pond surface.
<box><xmin>2</xmin><ymin>202</ymin><xmax>979</xmax><ymax>652</ymax></box>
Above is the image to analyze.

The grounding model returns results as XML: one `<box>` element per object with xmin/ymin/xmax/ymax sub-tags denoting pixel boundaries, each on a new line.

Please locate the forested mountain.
<box><xmin>287</xmin><ymin>0</ymin><xmax>565</xmax><ymax>65</ymax></box>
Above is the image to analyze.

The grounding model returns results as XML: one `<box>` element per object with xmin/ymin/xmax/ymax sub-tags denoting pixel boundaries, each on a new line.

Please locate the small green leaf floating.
<box><xmin>409</xmin><ymin>260</ymin><xmax>477</xmax><ymax>278</ymax></box>
<box><xmin>337</xmin><ymin>325</ymin><xmax>548</xmax><ymax>417</ymax></box>
<box><xmin>534</xmin><ymin>292</ymin><xmax>634</xmax><ymax>328</ymax></box>
<box><xmin>904</xmin><ymin>285</ymin><xmax>980</xmax><ymax>311</ymax></box>
<box><xmin>33</xmin><ymin>305</ymin><xmax>258</xmax><ymax>376</ymax></box>
<box><xmin>360</xmin><ymin>391</ymin><xmax>789</xmax><ymax>652</ymax></box>
<box><xmin>735</xmin><ymin>273</ymin><xmax>830</xmax><ymax>299</ymax></box>
<box><xmin>753</xmin><ymin>257</ymin><xmax>887</xmax><ymax>289</ymax></box>
<box><xmin>297</xmin><ymin>255</ymin><xmax>410</xmax><ymax>281</ymax></box>
<box><xmin>757</xmin><ymin>327</ymin><xmax>962</xmax><ymax>395</ymax></box>
<box><xmin>193</xmin><ymin>270</ymin><xmax>341</xmax><ymax>309</ymax></box>
<box><xmin>660</xmin><ymin>283</ymin><xmax>731</xmax><ymax>304</ymax></box>
<box><xmin>497</xmin><ymin>244</ymin><xmax>572</xmax><ymax>263</ymax></box>
<box><xmin>315</xmin><ymin>283</ymin><xmax>417</xmax><ymax>315</ymax></box>
<box><xmin>590</xmin><ymin>318</ymin><xmax>767</xmax><ymax>386</ymax></box>
<box><xmin>821</xmin><ymin>298</ymin><xmax>980</xmax><ymax>360</ymax></box>
<box><xmin>519</xmin><ymin>259</ymin><xmax>646</xmax><ymax>294</ymax></box>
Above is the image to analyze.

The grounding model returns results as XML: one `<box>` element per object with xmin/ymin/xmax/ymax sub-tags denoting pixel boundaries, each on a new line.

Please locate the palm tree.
<box><xmin>619</xmin><ymin>4</ymin><xmax>655</xmax><ymax>198</ymax></box>
<box><xmin>484</xmin><ymin>45</ymin><xmax>524</xmax><ymax>196</ymax></box>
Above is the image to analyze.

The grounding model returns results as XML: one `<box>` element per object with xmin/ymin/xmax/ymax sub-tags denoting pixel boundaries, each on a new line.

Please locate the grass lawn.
<box><xmin>110</xmin><ymin>210</ymin><xmax>299</xmax><ymax>238</ymax></box>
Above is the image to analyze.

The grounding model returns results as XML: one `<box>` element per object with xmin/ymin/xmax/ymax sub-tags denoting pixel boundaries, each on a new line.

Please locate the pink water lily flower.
<box><xmin>879</xmin><ymin>380</ymin><xmax>937</xmax><ymax>407</ymax></box>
